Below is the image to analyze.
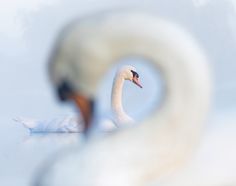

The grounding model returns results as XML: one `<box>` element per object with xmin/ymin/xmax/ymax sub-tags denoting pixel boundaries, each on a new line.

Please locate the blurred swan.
<box><xmin>36</xmin><ymin>12</ymin><xmax>210</xmax><ymax>186</ymax></box>
<box><xmin>14</xmin><ymin>65</ymin><xmax>142</xmax><ymax>133</ymax></box>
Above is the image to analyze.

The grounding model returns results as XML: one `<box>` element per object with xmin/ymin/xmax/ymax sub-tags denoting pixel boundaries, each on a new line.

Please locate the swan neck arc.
<box><xmin>55</xmin><ymin>12</ymin><xmax>210</xmax><ymax>137</ymax></box>
<box><xmin>111</xmin><ymin>71</ymin><xmax>132</xmax><ymax>124</ymax></box>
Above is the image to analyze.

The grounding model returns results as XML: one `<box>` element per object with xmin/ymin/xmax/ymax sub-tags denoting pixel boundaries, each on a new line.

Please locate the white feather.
<box><xmin>37</xmin><ymin>11</ymin><xmax>211</xmax><ymax>186</ymax></box>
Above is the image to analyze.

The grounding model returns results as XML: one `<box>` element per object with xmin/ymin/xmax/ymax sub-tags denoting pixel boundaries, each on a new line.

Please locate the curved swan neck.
<box><xmin>111</xmin><ymin>72</ymin><xmax>125</xmax><ymax>114</ymax></box>
<box><xmin>111</xmin><ymin>72</ymin><xmax>132</xmax><ymax>124</ymax></box>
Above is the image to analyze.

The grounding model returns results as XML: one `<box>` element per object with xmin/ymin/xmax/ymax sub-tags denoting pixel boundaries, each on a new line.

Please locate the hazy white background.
<box><xmin>0</xmin><ymin>0</ymin><xmax>236</xmax><ymax>185</ymax></box>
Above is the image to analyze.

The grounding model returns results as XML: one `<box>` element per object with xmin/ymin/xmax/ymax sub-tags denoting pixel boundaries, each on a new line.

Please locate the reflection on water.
<box><xmin>0</xmin><ymin>117</ymin><xmax>83</xmax><ymax>186</ymax></box>
<box><xmin>1</xmin><ymin>112</ymin><xmax>236</xmax><ymax>186</ymax></box>
<box><xmin>22</xmin><ymin>133</ymin><xmax>80</xmax><ymax>145</ymax></box>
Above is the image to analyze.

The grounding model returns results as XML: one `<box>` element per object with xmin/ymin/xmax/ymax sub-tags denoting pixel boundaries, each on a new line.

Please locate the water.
<box><xmin>1</xmin><ymin>0</ymin><xmax>236</xmax><ymax>185</ymax></box>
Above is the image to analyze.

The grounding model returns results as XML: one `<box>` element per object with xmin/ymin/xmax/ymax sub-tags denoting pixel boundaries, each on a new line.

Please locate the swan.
<box><xmin>14</xmin><ymin>114</ymin><xmax>83</xmax><ymax>132</ymax></box>
<box><xmin>35</xmin><ymin>11</ymin><xmax>211</xmax><ymax>186</ymax></box>
<box><xmin>14</xmin><ymin>65</ymin><xmax>142</xmax><ymax>133</ymax></box>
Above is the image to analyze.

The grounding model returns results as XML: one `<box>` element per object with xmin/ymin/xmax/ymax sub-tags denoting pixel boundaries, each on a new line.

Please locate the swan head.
<box><xmin>117</xmin><ymin>65</ymin><xmax>142</xmax><ymax>88</ymax></box>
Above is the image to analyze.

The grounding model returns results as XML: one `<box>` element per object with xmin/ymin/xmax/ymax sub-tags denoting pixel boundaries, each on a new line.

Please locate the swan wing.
<box><xmin>14</xmin><ymin>115</ymin><xmax>84</xmax><ymax>133</ymax></box>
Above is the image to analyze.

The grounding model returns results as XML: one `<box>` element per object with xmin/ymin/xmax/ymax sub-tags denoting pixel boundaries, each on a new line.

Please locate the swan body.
<box><xmin>14</xmin><ymin>115</ymin><xmax>83</xmax><ymax>132</ymax></box>
<box><xmin>15</xmin><ymin>65</ymin><xmax>140</xmax><ymax>132</ymax></box>
<box><xmin>37</xmin><ymin>11</ymin><xmax>210</xmax><ymax>186</ymax></box>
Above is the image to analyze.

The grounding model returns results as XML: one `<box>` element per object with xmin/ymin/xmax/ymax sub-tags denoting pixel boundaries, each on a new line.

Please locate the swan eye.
<box><xmin>131</xmin><ymin>70</ymin><xmax>139</xmax><ymax>78</ymax></box>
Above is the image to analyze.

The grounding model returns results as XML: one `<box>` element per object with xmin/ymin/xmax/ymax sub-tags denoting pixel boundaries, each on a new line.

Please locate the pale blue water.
<box><xmin>0</xmin><ymin>0</ymin><xmax>236</xmax><ymax>185</ymax></box>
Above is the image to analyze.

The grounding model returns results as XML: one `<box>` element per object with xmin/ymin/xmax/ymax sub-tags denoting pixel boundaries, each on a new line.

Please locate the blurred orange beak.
<box><xmin>132</xmin><ymin>76</ymin><xmax>143</xmax><ymax>88</ymax></box>
<box><xmin>70</xmin><ymin>94</ymin><xmax>93</xmax><ymax>133</ymax></box>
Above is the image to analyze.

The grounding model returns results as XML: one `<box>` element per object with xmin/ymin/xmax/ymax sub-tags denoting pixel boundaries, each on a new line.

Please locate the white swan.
<box><xmin>14</xmin><ymin>114</ymin><xmax>83</xmax><ymax>132</ymax></box>
<box><xmin>14</xmin><ymin>65</ymin><xmax>142</xmax><ymax>132</ymax></box>
<box><xmin>111</xmin><ymin>65</ymin><xmax>142</xmax><ymax>125</ymax></box>
<box><xmin>36</xmin><ymin>11</ymin><xmax>210</xmax><ymax>186</ymax></box>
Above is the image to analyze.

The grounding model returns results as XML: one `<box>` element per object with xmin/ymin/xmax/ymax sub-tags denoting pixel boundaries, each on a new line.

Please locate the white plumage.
<box><xmin>36</xmin><ymin>11</ymin><xmax>210</xmax><ymax>186</ymax></box>
<box><xmin>14</xmin><ymin>115</ymin><xmax>83</xmax><ymax>132</ymax></box>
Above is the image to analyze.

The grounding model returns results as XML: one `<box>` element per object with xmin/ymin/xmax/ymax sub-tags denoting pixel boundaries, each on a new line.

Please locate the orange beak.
<box><xmin>132</xmin><ymin>76</ymin><xmax>143</xmax><ymax>88</ymax></box>
<box><xmin>70</xmin><ymin>94</ymin><xmax>93</xmax><ymax>133</ymax></box>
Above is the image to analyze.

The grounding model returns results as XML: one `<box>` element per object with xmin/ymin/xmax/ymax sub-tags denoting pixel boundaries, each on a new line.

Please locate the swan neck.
<box><xmin>111</xmin><ymin>73</ymin><xmax>125</xmax><ymax>115</ymax></box>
